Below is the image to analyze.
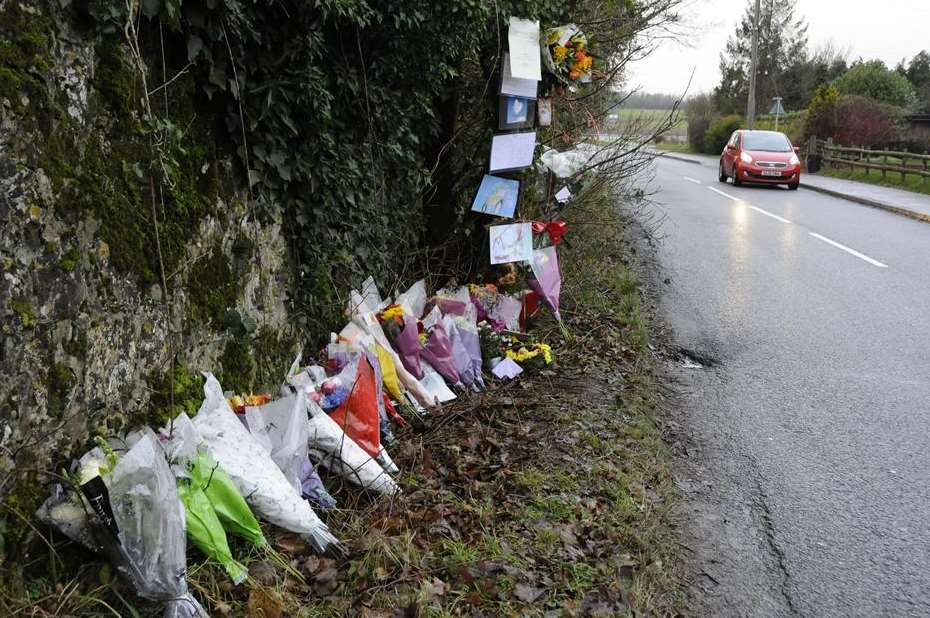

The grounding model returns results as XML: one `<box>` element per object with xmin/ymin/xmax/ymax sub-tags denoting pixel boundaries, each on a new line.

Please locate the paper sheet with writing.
<box><xmin>489</xmin><ymin>222</ymin><xmax>533</xmax><ymax>265</ymax></box>
<box><xmin>489</xmin><ymin>131</ymin><xmax>536</xmax><ymax>172</ymax></box>
<box><xmin>500</xmin><ymin>53</ymin><xmax>538</xmax><ymax>99</ymax></box>
<box><xmin>508</xmin><ymin>18</ymin><xmax>542</xmax><ymax>81</ymax></box>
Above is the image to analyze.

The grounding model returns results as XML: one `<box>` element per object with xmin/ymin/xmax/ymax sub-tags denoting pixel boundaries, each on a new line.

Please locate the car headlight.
<box><xmin>740</xmin><ymin>152</ymin><xmax>753</xmax><ymax>164</ymax></box>
<box><xmin>789</xmin><ymin>154</ymin><xmax>800</xmax><ymax>166</ymax></box>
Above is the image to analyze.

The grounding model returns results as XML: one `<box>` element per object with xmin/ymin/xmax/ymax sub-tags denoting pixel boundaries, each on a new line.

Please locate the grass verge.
<box><xmin>823</xmin><ymin>166</ymin><xmax>930</xmax><ymax>196</ymax></box>
<box><xmin>1</xmin><ymin>180</ymin><xmax>683</xmax><ymax>617</ymax></box>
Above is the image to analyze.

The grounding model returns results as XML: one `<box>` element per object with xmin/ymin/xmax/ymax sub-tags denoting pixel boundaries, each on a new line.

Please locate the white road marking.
<box><xmin>749</xmin><ymin>205</ymin><xmax>791</xmax><ymax>224</ymax></box>
<box><xmin>809</xmin><ymin>232</ymin><xmax>888</xmax><ymax>268</ymax></box>
<box><xmin>707</xmin><ymin>186</ymin><xmax>738</xmax><ymax>200</ymax></box>
<box><xmin>683</xmin><ymin>176</ymin><xmax>702</xmax><ymax>184</ymax></box>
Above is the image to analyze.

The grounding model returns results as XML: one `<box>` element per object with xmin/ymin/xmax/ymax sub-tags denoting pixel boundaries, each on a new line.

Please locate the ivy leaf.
<box><xmin>186</xmin><ymin>34</ymin><xmax>204</xmax><ymax>61</ymax></box>
<box><xmin>141</xmin><ymin>0</ymin><xmax>161</xmax><ymax>18</ymax></box>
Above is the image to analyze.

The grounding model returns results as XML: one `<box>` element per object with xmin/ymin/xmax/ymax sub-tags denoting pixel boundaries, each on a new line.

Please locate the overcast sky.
<box><xmin>628</xmin><ymin>0</ymin><xmax>928</xmax><ymax>97</ymax></box>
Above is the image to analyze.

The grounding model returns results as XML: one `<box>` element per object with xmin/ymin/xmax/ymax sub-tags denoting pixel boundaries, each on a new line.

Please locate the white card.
<box><xmin>489</xmin><ymin>223</ymin><xmax>533</xmax><ymax>265</ymax></box>
<box><xmin>500</xmin><ymin>53</ymin><xmax>538</xmax><ymax>99</ymax></box>
<box><xmin>508</xmin><ymin>18</ymin><xmax>542</xmax><ymax>81</ymax></box>
<box><xmin>555</xmin><ymin>186</ymin><xmax>572</xmax><ymax>203</ymax></box>
<box><xmin>489</xmin><ymin>131</ymin><xmax>536</xmax><ymax>172</ymax></box>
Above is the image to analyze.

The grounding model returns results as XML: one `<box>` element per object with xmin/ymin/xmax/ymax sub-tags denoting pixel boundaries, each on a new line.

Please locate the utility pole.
<box><xmin>746</xmin><ymin>0</ymin><xmax>761</xmax><ymax>129</ymax></box>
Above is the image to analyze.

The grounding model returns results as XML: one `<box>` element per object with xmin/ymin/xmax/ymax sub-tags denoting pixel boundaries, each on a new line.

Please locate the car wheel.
<box><xmin>788</xmin><ymin>182</ymin><xmax>799</xmax><ymax>191</ymax></box>
<box><xmin>718</xmin><ymin>163</ymin><xmax>727</xmax><ymax>183</ymax></box>
<box><xmin>732</xmin><ymin>167</ymin><xmax>742</xmax><ymax>186</ymax></box>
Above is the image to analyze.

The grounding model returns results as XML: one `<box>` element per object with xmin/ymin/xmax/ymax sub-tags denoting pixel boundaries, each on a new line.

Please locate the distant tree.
<box><xmin>899</xmin><ymin>51</ymin><xmax>930</xmax><ymax>112</ymax></box>
<box><xmin>621</xmin><ymin>92</ymin><xmax>683</xmax><ymax>110</ymax></box>
<box><xmin>833</xmin><ymin>60</ymin><xmax>917</xmax><ymax>108</ymax></box>
<box><xmin>803</xmin><ymin>84</ymin><xmax>839</xmax><ymax>139</ymax></box>
<box><xmin>685</xmin><ymin>93</ymin><xmax>717</xmax><ymax>152</ymax></box>
<box><xmin>781</xmin><ymin>44</ymin><xmax>848</xmax><ymax>110</ymax></box>
<box><xmin>703</xmin><ymin>115</ymin><xmax>743</xmax><ymax>154</ymax></box>
<box><xmin>715</xmin><ymin>0</ymin><xmax>808</xmax><ymax>114</ymax></box>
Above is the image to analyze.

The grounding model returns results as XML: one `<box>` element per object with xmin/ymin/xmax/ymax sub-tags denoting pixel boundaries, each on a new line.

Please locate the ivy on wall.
<box><xmin>84</xmin><ymin>0</ymin><xmax>569</xmax><ymax>339</ymax></box>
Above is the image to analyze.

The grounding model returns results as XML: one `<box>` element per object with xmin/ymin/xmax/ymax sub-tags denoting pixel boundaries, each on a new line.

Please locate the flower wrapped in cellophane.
<box><xmin>544</xmin><ymin>24</ymin><xmax>593</xmax><ymax>83</ymax></box>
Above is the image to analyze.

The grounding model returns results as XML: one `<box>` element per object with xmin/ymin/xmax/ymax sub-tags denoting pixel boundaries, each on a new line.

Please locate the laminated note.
<box><xmin>471</xmin><ymin>175</ymin><xmax>520</xmax><ymax>218</ymax></box>
<box><xmin>489</xmin><ymin>223</ymin><xmax>533</xmax><ymax>265</ymax></box>
<box><xmin>555</xmin><ymin>186</ymin><xmax>572</xmax><ymax>203</ymax></box>
<box><xmin>500</xmin><ymin>53</ymin><xmax>538</xmax><ymax>99</ymax></box>
<box><xmin>508</xmin><ymin>18</ymin><xmax>542</xmax><ymax>81</ymax></box>
<box><xmin>489</xmin><ymin>132</ymin><xmax>536</xmax><ymax>173</ymax></box>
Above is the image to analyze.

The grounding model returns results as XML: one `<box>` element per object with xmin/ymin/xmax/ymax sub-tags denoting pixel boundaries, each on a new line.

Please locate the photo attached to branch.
<box><xmin>489</xmin><ymin>222</ymin><xmax>533</xmax><ymax>265</ymax></box>
<box><xmin>499</xmin><ymin>96</ymin><xmax>536</xmax><ymax>131</ymax></box>
<box><xmin>500</xmin><ymin>53</ymin><xmax>538</xmax><ymax>99</ymax></box>
<box><xmin>489</xmin><ymin>131</ymin><xmax>536</xmax><ymax>173</ymax></box>
<box><xmin>537</xmin><ymin>97</ymin><xmax>552</xmax><ymax>127</ymax></box>
<box><xmin>471</xmin><ymin>175</ymin><xmax>520</xmax><ymax>218</ymax></box>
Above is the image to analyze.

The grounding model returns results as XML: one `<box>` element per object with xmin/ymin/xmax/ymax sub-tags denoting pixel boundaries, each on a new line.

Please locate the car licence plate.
<box><xmin>761</xmin><ymin>170</ymin><xmax>782</xmax><ymax>177</ymax></box>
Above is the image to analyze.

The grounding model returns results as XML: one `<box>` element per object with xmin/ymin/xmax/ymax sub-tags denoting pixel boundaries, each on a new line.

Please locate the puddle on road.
<box><xmin>676</xmin><ymin>347</ymin><xmax>719</xmax><ymax>370</ymax></box>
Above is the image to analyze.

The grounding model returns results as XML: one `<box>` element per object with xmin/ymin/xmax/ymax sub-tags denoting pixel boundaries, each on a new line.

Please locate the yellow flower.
<box><xmin>553</xmin><ymin>45</ymin><xmax>568</xmax><ymax>64</ymax></box>
<box><xmin>381</xmin><ymin>304</ymin><xmax>405</xmax><ymax>320</ymax></box>
<box><xmin>418</xmin><ymin>331</ymin><xmax>428</xmax><ymax>346</ymax></box>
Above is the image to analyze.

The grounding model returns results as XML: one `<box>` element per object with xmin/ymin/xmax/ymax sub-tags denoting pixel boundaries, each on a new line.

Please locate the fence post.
<box><xmin>882</xmin><ymin>152</ymin><xmax>887</xmax><ymax>180</ymax></box>
<box><xmin>924</xmin><ymin>152</ymin><xmax>928</xmax><ymax>187</ymax></box>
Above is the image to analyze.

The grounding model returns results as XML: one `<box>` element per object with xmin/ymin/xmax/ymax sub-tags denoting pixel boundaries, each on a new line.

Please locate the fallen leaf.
<box><xmin>247</xmin><ymin>588</ymin><xmax>284</xmax><ymax>618</ymax></box>
<box><xmin>514</xmin><ymin>583</ymin><xmax>544</xmax><ymax>603</ymax></box>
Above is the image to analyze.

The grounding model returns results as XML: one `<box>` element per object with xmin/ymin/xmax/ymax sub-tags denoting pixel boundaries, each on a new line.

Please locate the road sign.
<box><xmin>769</xmin><ymin>97</ymin><xmax>786</xmax><ymax>116</ymax></box>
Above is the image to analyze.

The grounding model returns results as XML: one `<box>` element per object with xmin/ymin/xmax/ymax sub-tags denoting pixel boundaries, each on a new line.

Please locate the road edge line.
<box><xmin>800</xmin><ymin>182</ymin><xmax>930</xmax><ymax>225</ymax></box>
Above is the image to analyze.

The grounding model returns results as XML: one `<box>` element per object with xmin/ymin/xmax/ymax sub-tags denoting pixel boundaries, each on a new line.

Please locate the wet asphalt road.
<box><xmin>640</xmin><ymin>157</ymin><xmax>930</xmax><ymax>616</ymax></box>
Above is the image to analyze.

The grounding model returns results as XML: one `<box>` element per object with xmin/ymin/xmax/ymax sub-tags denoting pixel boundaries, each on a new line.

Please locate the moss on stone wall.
<box><xmin>219</xmin><ymin>336</ymin><xmax>256</xmax><ymax>393</ymax></box>
<box><xmin>0</xmin><ymin>1</ymin><xmax>53</xmax><ymax>111</ymax></box>
<box><xmin>187</xmin><ymin>244</ymin><xmax>239</xmax><ymax>327</ymax></box>
<box><xmin>147</xmin><ymin>364</ymin><xmax>204</xmax><ymax>428</ymax></box>
<box><xmin>46</xmin><ymin>362</ymin><xmax>74</xmax><ymax>418</ymax></box>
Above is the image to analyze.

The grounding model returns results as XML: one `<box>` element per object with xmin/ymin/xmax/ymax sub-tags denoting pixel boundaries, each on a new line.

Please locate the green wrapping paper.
<box><xmin>178</xmin><ymin>479</ymin><xmax>247</xmax><ymax>584</ymax></box>
<box><xmin>191</xmin><ymin>451</ymin><xmax>268</xmax><ymax>549</ymax></box>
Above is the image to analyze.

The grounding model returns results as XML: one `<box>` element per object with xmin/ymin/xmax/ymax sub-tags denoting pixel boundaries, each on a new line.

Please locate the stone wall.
<box><xmin>0</xmin><ymin>0</ymin><xmax>300</xmax><ymax>551</ymax></box>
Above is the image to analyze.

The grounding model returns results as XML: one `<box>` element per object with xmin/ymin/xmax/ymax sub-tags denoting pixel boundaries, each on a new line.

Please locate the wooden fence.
<box><xmin>812</xmin><ymin>138</ymin><xmax>930</xmax><ymax>186</ymax></box>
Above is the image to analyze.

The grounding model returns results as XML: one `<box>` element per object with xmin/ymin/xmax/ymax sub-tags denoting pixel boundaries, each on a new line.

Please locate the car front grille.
<box><xmin>757</xmin><ymin>161</ymin><xmax>787</xmax><ymax>169</ymax></box>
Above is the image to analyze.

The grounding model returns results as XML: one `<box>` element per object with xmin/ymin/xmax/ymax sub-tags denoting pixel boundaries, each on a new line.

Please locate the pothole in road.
<box><xmin>676</xmin><ymin>347</ymin><xmax>719</xmax><ymax>369</ymax></box>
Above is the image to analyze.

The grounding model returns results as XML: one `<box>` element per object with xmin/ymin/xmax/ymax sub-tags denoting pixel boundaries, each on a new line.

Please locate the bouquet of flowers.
<box><xmin>505</xmin><ymin>341</ymin><xmax>554</xmax><ymax>369</ymax></box>
<box><xmin>478</xmin><ymin>320</ymin><xmax>509</xmax><ymax>368</ymax></box>
<box><xmin>528</xmin><ymin>246</ymin><xmax>562</xmax><ymax>322</ymax></box>
<box><xmin>377</xmin><ymin>304</ymin><xmax>424</xmax><ymax>379</ymax></box>
<box><xmin>544</xmin><ymin>25</ymin><xmax>593</xmax><ymax>83</ymax></box>
<box><xmin>193</xmin><ymin>373</ymin><xmax>339</xmax><ymax>553</ymax></box>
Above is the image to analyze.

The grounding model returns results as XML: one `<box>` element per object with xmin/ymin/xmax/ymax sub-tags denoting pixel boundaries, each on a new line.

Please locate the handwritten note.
<box><xmin>489</xmin><ymin>222</ymin><xmax>533</xmax><ymax>265</ymax></box>
<box><xmin>500</xmin><ymin>53</ymin><xmax>538</xmax><ymax>99</ymax></box>
<box><xmin>508</xmin><ymin>18</ymin><xmax>542</xmax><ymax>81</ymax></box>
<box><xmin>489</xmin><ymin>131</ymin><xmax>536</xmax><ymax>172</ymax></box>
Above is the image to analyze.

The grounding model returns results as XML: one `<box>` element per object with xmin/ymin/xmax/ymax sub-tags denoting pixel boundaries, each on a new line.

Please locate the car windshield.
<box><xmin>742</xmin><ymin>132</ymin><xmax>792</xmax><ymax>152</ymax></box>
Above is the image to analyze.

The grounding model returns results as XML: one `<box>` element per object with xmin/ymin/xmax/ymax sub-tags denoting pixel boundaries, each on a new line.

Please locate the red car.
<box><xmin>719</xmin><ymin>129</ymin><xmax>801</xmax><ymax>190</ymax></box>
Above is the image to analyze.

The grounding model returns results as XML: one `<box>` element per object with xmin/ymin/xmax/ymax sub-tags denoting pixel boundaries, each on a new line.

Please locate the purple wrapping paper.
<box><xmin>427</xmin><ymin>298</ymin><xmax>468</xmax><ymax>316</ymax></box>
<box><xmin>390</xmin><ymin>314</ymin><xmax>424</xmax><ymax>379</ymax></box>
<box><xmin>420</xmin><ymin>323</ymin><xmax>463</xmax><ymax>387</ymax></box>
<box><xmin>300</xmin><ymin>459</ymin><xmax>337</xmax><ymax>509</ymax></box>
<box><xmin>445</xmin><ymin>320</ymin><xmax>478</xmax><ymax>388</ymax></box>
<box><xmin>457</xmin><ymin>324</ymin><xmax>485</xmax><ymax>390</ymax></box>
<box><xmin>529</xmin><ymin>246</ymin><xmax>562</xmax><ymax>321</ymax></box>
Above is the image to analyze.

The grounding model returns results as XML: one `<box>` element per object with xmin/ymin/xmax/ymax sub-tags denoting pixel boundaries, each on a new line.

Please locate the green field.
<box><xmin>610</xmin><ymin>108</ymin><xmax>687</xmax><ymax>144</ymax></box>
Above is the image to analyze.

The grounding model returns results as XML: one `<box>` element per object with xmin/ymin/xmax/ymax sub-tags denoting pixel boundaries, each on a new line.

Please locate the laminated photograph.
<box><xmin>537</xmin><ymin>97</ymin><xmax>552</xmax><ymax>126</ymax></box>
<box><xmin>489</xmin><ymin>222</ymin><xmax>533</xmax><ymax>265</ymax></box>
<box><xmin>471</xmin><ymin>175</ymin><xmax>520</xmax><ymax>218</ymax></box>
<box><xmin>498</xmin><ymin>96</ymin><xmax>536</xmax><ymax>131</ymax></box>
<box><xmin>500</xmin><ymin>53</ymin><xmax>538</xmax><ymax>99</ymax></box>
<box><xmin>508</xmin><ymin>17</ymin><xmax>542</xmax><ymax>81</ymax></box>
<box><xmin>489</xmin><ymin>131</ymin><xmax>536</xmax><ymax>173</ymax></box>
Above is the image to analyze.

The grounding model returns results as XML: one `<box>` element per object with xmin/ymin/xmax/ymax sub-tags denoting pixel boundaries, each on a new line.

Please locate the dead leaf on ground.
<box><xmin>514</xmin><ymin>582</ymin><xmax>544</xmax><ymax>603</ymax></box>
<box><xmin>247</xmin><ymin>588</ymin><xmax>284</xmax><ymax>618</ymax></box>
